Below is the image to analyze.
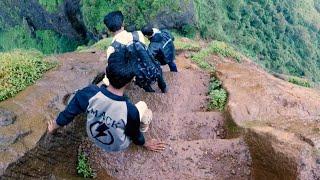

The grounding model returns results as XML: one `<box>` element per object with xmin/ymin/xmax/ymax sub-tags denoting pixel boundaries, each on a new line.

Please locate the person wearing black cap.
<box><xmin>142</xmin><ymin>26</ymin><xmax>178</xmax><ymax>72</ymax></box>
<box><xmin>103</xmin><ymin>11</ymin><xmax>168</xmax><ymax>93</ymax></box>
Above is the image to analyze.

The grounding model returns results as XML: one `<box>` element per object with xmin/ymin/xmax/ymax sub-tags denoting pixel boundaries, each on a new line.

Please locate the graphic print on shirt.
<box><xmin>88</xmin><ymin>108</ymin><xmax>126</xmax><ymax>145</ymax></box>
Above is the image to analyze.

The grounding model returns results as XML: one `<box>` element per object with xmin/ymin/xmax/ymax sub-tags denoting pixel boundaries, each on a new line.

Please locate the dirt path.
<box><xmin>81</xmin><ymin>52</ymin><xmax>252</xmax><ymax>179</ymax></box>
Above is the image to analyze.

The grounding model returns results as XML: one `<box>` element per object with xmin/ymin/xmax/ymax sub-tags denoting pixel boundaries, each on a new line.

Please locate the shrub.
<box><xmin>38</xmin><ymin>0</ymin><xmax>63</xmax><ymax>12</ymax></box>
<box><xmin>77</xmin><ymin>152</ymin><xmax>94</xmax><ymax>178</ymax></box>
<box><xmin>0</xmin><ymin>49</ymin><xmax>56</xmax><ymax>101</ymax></box>
<box><xmin>208</xmin><ymin>77</ymin><xmax>227</xmax><ymax>111</ymax></box>
<box><xmin>288</xmin><ymin>77</ymin><xmax>312</xmax><ymax>88</ymax></box>
<box><xmin>180</xmin><ymin>24</ymin><xmax>197</xmax><ymax>38</ymax></box>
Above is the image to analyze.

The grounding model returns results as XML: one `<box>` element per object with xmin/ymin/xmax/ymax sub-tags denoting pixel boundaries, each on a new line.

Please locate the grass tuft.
<box><xmin>77</xmin><ymin>152</ymin><xmax>94</xmax><ymax>178</ymax></box>
<box><xmin>0</xmin><ymin>49</ymin><xmax>56</xmax><ymax>101</ymax></box>
<box><xmin>288</xmin><ymin>76</ymin><xmax>312</xmax><ymax>88</ymax></box>
<box><xmin>208</xmin><ymin>77</ymin><xmax>228</xmax><ymax>111</ymax></box>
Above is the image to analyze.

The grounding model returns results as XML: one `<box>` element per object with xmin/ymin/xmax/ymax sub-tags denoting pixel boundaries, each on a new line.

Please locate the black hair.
<box><xmin>103</xmin><ymin>11</ymin><xmax>124</xmax><ymax>32</ymax></box>
<box><xmin>141</xmin><ymin>25</ymin><xmax>154</xmax><ymax>37</ymax></box>
<box><xmin>106</xmin><ymin>63</ymin><xmax>135</xmax><ymax>89</ymax></box>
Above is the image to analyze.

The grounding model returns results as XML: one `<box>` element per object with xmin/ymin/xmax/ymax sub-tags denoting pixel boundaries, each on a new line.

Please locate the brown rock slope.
<box><xmin>213</xmin><ymin>57</ymin><xmax>320</xmax><ymax>179</ymax></box>
<box><xmin>0</xmin><ymin>52</ymin><xmax>105</xmax><ymax>177</ymax></box>
<box><xmin>81</xmin><ymin>53</ymin><xmax>252</xmax><ymax>179</ymax></box>
<box><xmin>1</xmin><ymin>52</ymin><xmax>252</xmax><ymax>179</ymax></box>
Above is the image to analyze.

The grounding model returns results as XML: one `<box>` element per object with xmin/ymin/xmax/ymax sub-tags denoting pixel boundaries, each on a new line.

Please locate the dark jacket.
<box><xmin>56</xmin><ymin>84</ymin><xmax>145</xmax><ymax>152</ymax></box>
<box><xmin>148</xmin><ymin>30</ymin><xmax>175</xmax><ymax>65</ymax></box>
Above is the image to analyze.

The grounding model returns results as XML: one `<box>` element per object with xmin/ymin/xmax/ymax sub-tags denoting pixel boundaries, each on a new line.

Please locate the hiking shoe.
<box><xmin>143</xmin><ymin>86</ymin><xmax>156</xmax><ymax>92</ymax></box>
<box><xmin>161</xmin><ymin>86</ymin><xmax>168</xmax><ymax>93</ymax></box>
<box><xmin>140</xmin><ymin>109</ymin><xmax>152</xmax><ymax>133</ymax></box>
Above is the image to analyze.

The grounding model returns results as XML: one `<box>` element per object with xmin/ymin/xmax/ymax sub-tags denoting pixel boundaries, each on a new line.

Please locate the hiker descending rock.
<box><xmin>48</xmin><ymin>63</ymin><xmax>166</xmax><ymax>152</ymax></box>
<box><xmin>103</xmin><ymin>11</ymin><xmax>167</xmax><ymax>93</ymax></box>
<box><xmin>142</xmin><ymin>26</ymin><xmax>178</xmax><ymax>72</ymax></box>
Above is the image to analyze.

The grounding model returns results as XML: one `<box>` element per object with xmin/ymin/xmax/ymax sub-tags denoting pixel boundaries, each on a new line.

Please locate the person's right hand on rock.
<box><xmin>143</xmin><ymin>139</ymin><xmax>166</xmax><ymax>152</ymax></box>
<box><xmin>47</xmin><ymin>119</ymin><xmax>60</xmax><ymax>134</ymax></box>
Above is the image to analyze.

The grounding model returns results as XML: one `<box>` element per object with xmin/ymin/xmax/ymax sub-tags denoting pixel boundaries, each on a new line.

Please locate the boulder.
<box><xmin>214</xmin><ymin>58</ymin><xmax>320</xmax><ymax>179</ymax></box>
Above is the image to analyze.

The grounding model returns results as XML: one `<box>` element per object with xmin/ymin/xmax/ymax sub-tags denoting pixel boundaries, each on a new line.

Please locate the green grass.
<box><xmin>173</xmin><ymin>34</ymin><xmax>202</xmax><ymax>52</ymax></box>
<box><xmin>77</xmin><ymin>38</ymin><xmax>112</xmax><ymax>52</ymax></box>
<box><xmin>0</xmin><ymin>49</ymin><xmax>56</xmax><ymax>101</ymax></box>
<box><xmin>191</xmin><ymin>47</ymin><xmax>214</xmax><ymax>70</ymax></box>
<box><xmin>208</xmin><ymin>77</ymin><xmax>227</xmax><ymax>111</ymax></box>
<box><xmin>288</xmin><ymin>76</ymin><xmax>312</xmax><ymax>88</ymax></box>
<box><xmin>190</xmin><ymin>40</ymin><xmax>242</xmax><ymax>70</ymax></box>
<box><xmin>77</xmin><ymin>152</ymin><xmax>94</xmax><ymax>178</ymax></box>
<box><xmin>209</xmin><ymin>41</ymin><xmax>242</xmax><ymax>62</ymax></box>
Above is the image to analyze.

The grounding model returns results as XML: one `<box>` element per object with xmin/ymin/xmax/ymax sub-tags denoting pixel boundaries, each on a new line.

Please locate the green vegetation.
<box><xmin>2</xmin><ymin>0</ymin><xmax>320</xmax><ymax>83</ymax></box>
<box><xmin>0</xmin><ymin>50</ymin><xmax>56</xmax><ymax>101</ymax></box>
<box><xmin>173</xmin><ymin>34</ymin><xmax>201</xmax><ymax>52</ymax></box>
<box><xmin>0</xmin><ymin>26</ymin><xmax>80</xmax><ymax>54</ymax></box>
<box><xmin>288</xmin><ymin>76</ymin><xmax>312</xmax><ymax>87</ymax></box>
<box><xmin>77</xmin><ymin>152</ymin><xmax>94</xmax><ymax>178</ymax></box>
<box><xmin>191</xmin><ymin>47</ymin><xmax>215</xmax><ymax>70</ymax></box>
<box><xmin>208</xmin><ymin>77</ymin><xmax>228</xmax><ymax>111</ymax></box>
<box><xmin>191</xmin><ymin>40</ymin><xmax>241</xmax><ymax>70</ymax></box>
<box><xmin>77</xmin><ymin>38</ymin><xmax>112</xmax><ymax>52</ymax></box>
<box><xmin>38</xmin><ymin>0</ymin><xmax>63</xmax><ymax>12</ymax></box>
<box><xmin>209</xmin><ymin>41</ymin><xmax>242</xmax><ymax>62</ymax></box>
<box><xmin>81</xmin><ymin>0</ymin><xmax>181</xmax><ymax>32</ymax></box>
<box><xmin>194</xmin><ymin>0</ymin><xmax>320</xmax><ymax>82</ymax></box>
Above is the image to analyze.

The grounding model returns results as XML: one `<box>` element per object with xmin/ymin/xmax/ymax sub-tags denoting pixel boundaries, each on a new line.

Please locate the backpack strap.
<box><xmin>111</xmin><ymin>40</ymin><xmax>122</xmax><ymax>49</ymax></box>
<box><xmin>132</xmin><ymin>31</ymin><xmax>139</xmax><ymax>42</ymax></box>
<box><xmin>162</xmin><ymin>38</ymin><xmax>172</xmax><ymax>49</ymax></box>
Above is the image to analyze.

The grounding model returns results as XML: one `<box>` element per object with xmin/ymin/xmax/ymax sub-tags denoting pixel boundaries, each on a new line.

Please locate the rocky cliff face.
<box><xmin>213</xmin><ymin>56</ymin><xmax>320</xmax><ymax>179</ymax></box>
<box><xmin>0</xmin><ymin>0</ymin><xmax>92</xmax><ymax>43</ymax></box>
<box><xmin>0</xmin><ymin>52</ymin><xmax>105</xmax><ymax>177</ymax></box>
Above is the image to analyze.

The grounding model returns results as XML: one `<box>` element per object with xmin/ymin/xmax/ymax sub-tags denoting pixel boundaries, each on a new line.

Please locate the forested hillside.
<box><xmin>1</xmin><ymin>0</ymin><xmax>320</xmax><ymax>81</ymax></box>
<box><xmin>195</xmin><ymin>0</ymin><xmax>320</xmax><ymax>81</ymax></box>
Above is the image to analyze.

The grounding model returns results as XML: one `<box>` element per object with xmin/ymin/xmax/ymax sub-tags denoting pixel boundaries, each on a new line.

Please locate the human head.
<box><xmin>106</xmin><ymin>63</ymin><xmax>135</xmax><ymax>89</ymax></box>
<box><xmin>141</xmin><ymin>25</ymin><xmax>154</xmax><ymax>38</ymax></box>
<box><xmin>104</xmin><ymin>11</ymin><xmax>124</xmax><ymax>33</ymax></box>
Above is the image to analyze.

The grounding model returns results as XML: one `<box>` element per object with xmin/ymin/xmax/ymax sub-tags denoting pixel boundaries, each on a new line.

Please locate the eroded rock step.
<box><xmin>144</xmin><ymin>112</ymin><xmax>226</xmax><ymax>141</ymax></box>
<box><xmin>82</xmin><ymin>138</ymin><xmax>251</xmax><ymax>180</ymax></box>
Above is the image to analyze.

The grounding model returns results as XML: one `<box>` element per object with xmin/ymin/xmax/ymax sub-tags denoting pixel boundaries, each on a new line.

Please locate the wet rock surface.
<box><xmin>0</xmin><ymin>52</ymin><xmax>105</xmax><ymax>176</ymax></box>
<box><xmin>2</xmin><ymin>116</ymin><xmax>86</xmax><ymax>179</ymax></box>
<box><xmin>213</xmin><ymin>57</ymin><xmax>320</xmax><ymax>179</ymax></box>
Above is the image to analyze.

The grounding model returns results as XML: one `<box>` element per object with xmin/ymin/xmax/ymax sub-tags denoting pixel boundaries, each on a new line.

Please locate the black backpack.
<box><xmin>160</xmin><ymin>30</ymin><xmax>175</xmax><ymax>64</ymax></box>
<box><xmin>108</xmin><ymin>31</ymin><xmax>162</xmax><ymax>88</ymax></box>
